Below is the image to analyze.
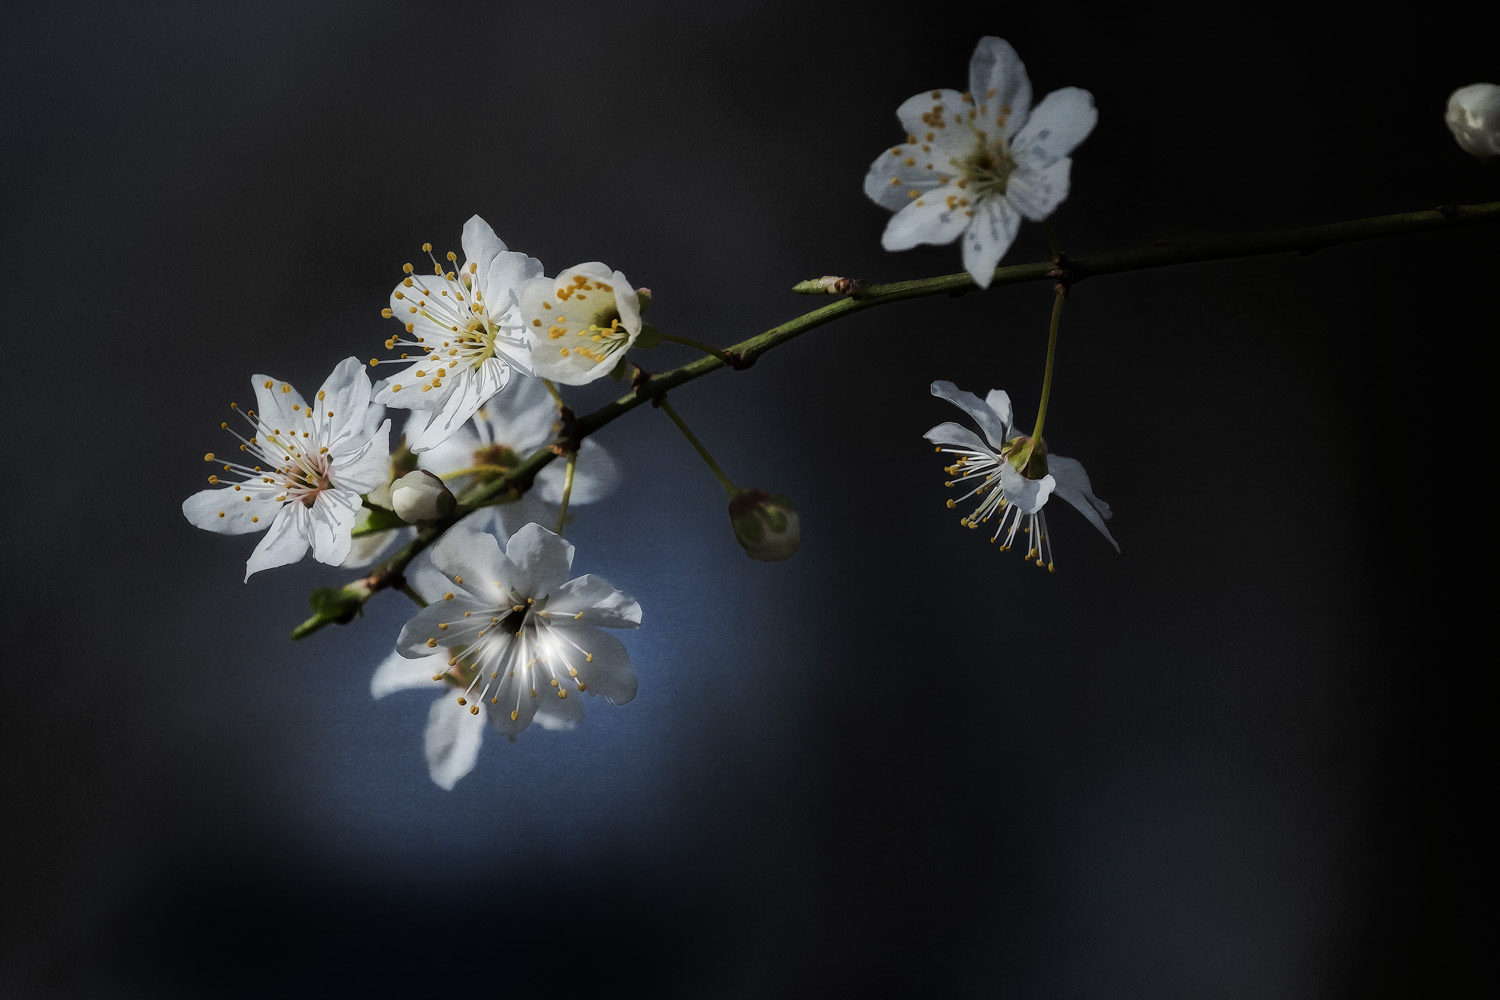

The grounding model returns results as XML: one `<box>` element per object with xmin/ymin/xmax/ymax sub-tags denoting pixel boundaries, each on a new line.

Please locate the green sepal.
<box><xmin>634</xmin><ymin>323</ymin><xmax>663</xmax><ymax>350</ymax></box>
<box><xmin>306</xmin><ymin>586</ymin><xmax>364</xmax><ymax>626</ymax></box>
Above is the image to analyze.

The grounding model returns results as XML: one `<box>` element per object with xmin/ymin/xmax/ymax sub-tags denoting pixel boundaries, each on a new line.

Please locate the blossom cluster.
<box><xmin>184</xmin><ymin>36</ymin><xmax>1129</xmax><ymax>788</ymax></box>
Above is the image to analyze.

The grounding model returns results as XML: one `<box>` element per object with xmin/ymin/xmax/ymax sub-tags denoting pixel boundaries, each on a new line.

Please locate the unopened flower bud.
<box><xmin>728</xmin><ymin>490</ymin><xmax>800</xmax><ymax>561</ymax></box>
<box><xmin>391</xmin><ymin>470</ymin><xmax>456</xmax><ymax>523</ymax></box>
<box><xmin>1445</xmin><ymin>83</ymin><xmax>1500</xmax><ymax>161</ymax></box>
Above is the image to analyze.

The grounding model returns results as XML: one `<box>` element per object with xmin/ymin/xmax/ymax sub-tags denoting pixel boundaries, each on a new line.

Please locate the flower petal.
<box><xmin>880</xmin><ymin>195</ymin><xmax>973</xmax><ymax>252</ymax></box>
<box><xmin>315</xmin><ymin>357</ymin><xmax>376</xmax><ymax>448</ymax></box>
<box><xmin>968</xmin><ymin>37</ymin><xmax>1033</xmax><ymax>141</ymax></box>
<box><xmin>570</xmin><ymin>629</ymin><xmax>638</xmax><ymax>706</ymax></box>
<box><xmin>396</xmin><ymin>597</ymin><xmax>490</xmax><ymax>657</ymax></box>
<box><xmin>427</xmin><ymin>526</ymin><xmax>513</xmax><ymax>604</ymax></box>
<box><xmin>182</xmin><ymin>487</ymin><xmax>281</xmax><ymax>535</ymax></box>
<box><xmin>424</xmin><ymin>695</ymin><xmax>486</xmax><ymax>790</ymax></box>
<box><xmin>1047</xmin><ymin>455</ymin><xmax>1119</xmax><ymax>551</ymax></box>
<box><xmin>330</xmin><ymin>417</ymin><xmax>392</xmax><ymax>493</ymax></box>
<box><xmin>923</xmin><ymin>421</ymin><xmax>993</xmax><ymax>455</ymax></box>
<box><xmin>999</xmin><ymin>465</ymin><xmax>1055</xmax><ymax>514</ymax></box>
<box><xmin>251</xmin><ymin>372</ymin><xmax>306</xmax><ymax>433</ymax></box>
<box><xmin>961</xmin><ymin>196</ymin><xmax>1021</xmax><ymax>288</ymax></box>
<box><xmin>1011</xmin><ymin>87</ymin><xmax>1097</xmax><ymax>168</ymax></box>
<box><xmin>307</xmin><ymin>488</ymin><xmax>363</xmax><ymax>565</ymax></box>
<box><xmin>244</xmin><ymin>503</ymin><xmax>310</xmax><ymax>580</ymax></box>
<box><xmin>532</xmin><ymin>684</ymin><xmax>586</xmax><ymax>730</ymax></box>
<box><xmin>371</xmin><ymin>646</ymin><xmax>447</xmax><ymax>698</ymax></box>
<box><xmin>460</xmin><ymin>215</ymin><xmax>509</xmax><ymax>268</ymax></box>
<box><xmin>534</xmin><ymin>437</ymin><xmax>619</xmax><ymax>505</ymax></box>
<box><xmin>505</xmin><ymin>523</ymin><xmax>575</xmax><ymax>595</ymax></box>
<box><xmin>549</xmin><ymin>573</ymin><xmax>641</xmax><ymax>628</ymax></box>
<box><xmin>1005</xmin><ymin>158</ymin><xmax>1073</xmax><ymax>223</ymax></box>
<box><xmin>402</xmin><ymin>359</ymin><xmax>513</xmax><ymax>453</ymax></box>
<box><xmin>485</xmin><ymin>668</ymin><xmax>543</xmax><ymax>740</ymax></box>
<box><xmin>930</xmin><ymin>381</ymin><xmax>1013</xmax><ymax>448</ymax></box>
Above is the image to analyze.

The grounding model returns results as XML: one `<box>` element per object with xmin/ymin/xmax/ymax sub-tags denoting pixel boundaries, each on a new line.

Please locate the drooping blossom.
<box><xmin>924</xmin><ymin>380</ymin><xmax>1116</xmax><ymax>569</ymax></box>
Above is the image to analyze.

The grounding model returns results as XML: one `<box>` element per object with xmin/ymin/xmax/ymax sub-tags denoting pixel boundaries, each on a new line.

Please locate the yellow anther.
<box><xmin>469</xmin><ymin>705</ymin><xmax>480</xmax><ymax>715</ymax></box>
<box><xmin>574</xmin><ymin>611</ymin><xmax>584</xmax><ymax>620</ymax></box>
<box><xmin>280</xmin><ymin>384</ymin><xmax>290</xmax><ymax>394</ymax></box>
<box><xmin>203</xmin><ymin>452</ymin><xmax>215</xmax><ymax>461</ymax></box>
<box><xmin>585</xmin><ymin>653</ymin><xmax>593</xmax><ymax>663</ymax></box>
<box><xmin>426</xmin><ymin>638</ymin><xmax>437</xmax><ymax>648</ymax></box>
<box><xmin>438</xmin><ymin>623</ymin><xmax>449</xmax><ymax>630</ymax></box>
<box><xmin>456</xmin><ymin>696</ymin><xmax>467</xmax><ymax>706</ymax></box>
<box><xmin>251</xmin><ymin>516</ymin><xmax>259</xmax><ymax>523</ymax></box>
<box><xmin>402</xmin><ymin>263</ymin><xmax>414</xmax><ymax>274</ymax></box>
<box><xmin>443</xmin><ymin>592</ymin><xmax>454</xmax><ymax>601</ymax></box>
<box><xmin>557</xmin><ymin>689</ymin><xmax>567</xmax><ymax>699</ymax></box>
<box><xmin>217</xmin><ymin>511</ymin><xmax>225</xmax><ymax>518</ymax></box>
<box><xmin>422</xmin><ymin>242</ymin><xmax>433</xmax><ymax>252</ymax></box>
<box><xmin>510</xmin><ymin>710</ymin><xmax>519</xmax><ymax>721</ymax></box>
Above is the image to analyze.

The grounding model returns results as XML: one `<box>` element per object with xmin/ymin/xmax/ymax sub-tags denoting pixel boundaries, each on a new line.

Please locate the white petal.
<box><xmin>460</xmin><ymin>215</ymin><xmax>509</xmax><ymax>267</ymax></box>
<box><xmin>999</xmin><ymin>465</ymin><xmax>1055</xmax><ymax>515</ymax></box>
<box><xmin>244</xmin><ymin>503</ymin><xmax>311</xmax><ymax>580</ymax></box>
<box><xmin>1011</xmin><ymin>87</ymin><xmax>1097</xmax><ymax>168</ymax></box>
<box><xmin>532</xmin><ymin>685</ymin><xmax>586</xmax><ymax>730</ymax></box>
<box><xmin>341</xmin><ymin>525</ymin><xmax>409</xmax><ymax>569</ymax></box>
<box><xmin>534</xmin><ymin>437</ymin><xmax>619</xmax><ymax>505</ymax></box>
<box><xmin>480</xmin><ymin>249</ymin><xmax>545</xmax><ymax>307</ymax></box>
<box><xmin>424</xmin><ymin>696</ymin><xmax>486</xmax><ymax>790</ymax></box>
<box><xmin>880</xmin><ymin>195</ymin><xmax>973</xmax><ymax>252</ymax></box>
<box><xmin>472</xmin><ymin>375</ymin><xmax>558</xmax><ymax>453</ymax></box>
<box><xmin>371</xmin><ymin>646</ymin><xmax>447</xmax><ymax>698</ymax></box>
<box><xmin>894</xmin><ymin>88</ymin><xmax>970</xmax><ymax>147</ymax></box>
<box><xmin>404</xmin><ymin>361</ymin><xmax>512</xmax><ymax>453</ymax></box>
<box><xmin>982</xmin><ymin>389</ymin><xmax>1015</xmax><ymax>430</ymax></box>
<box><xmin>252</xmin><ymin>372</ymin><xmax>306</xmax><ymax>432</ymax></box>
<box><xmin>315</xmin><ymin>357</ymin><xmax>375</xmax><ymax>447</ymax></box>
<box><xmin>428</xmin><ymin>527</ymin><xmax>513</xmax><ymax>604</ymax></box>
<box><xmin>396</xmin><ymin>598</ymin><xmax>490</xmax><ymax>657</ymax></box>
<box><xmin>330</xmin><ymin>418</ymin><xmax>392</xmax><ymax>493</ymax></box>
<box><xmin>486</xmin><ymin>669</ymin><xmax>543</xmax><ymax>740</ymax></box>
<box><xmin>1047</xmin><ymin>455</ymin><xmax>1119</xmax><ymax>552</ymax></box>
<box><xmin>307</xmin><ymin>489</ymin><xmax>362</xmax><ymax>565</ymax></box>
<box><xmin>923</xmin><ymin>421</ymin><xmax>993</xmax><ymax>456</ymax></box>
<box><xmin>505</xmin><ymin>523</ymin><xmax>575</xmax><ymax>595</ymax></box>
<box><xmin>1005</xmin><ymin>158</ymin><xmax>1073</xmax><ymax>223</ymax></box>
<box><xmin>968</xmin><ymin>37</ymin><xmax>1032</xmax><ymax>140</ymax></box>
<box><xmin>549</xmin><ymin>574</ymin><xmax>641</xmax><ymax>628</ymax></box>
<box><xmin>570</xmin><ymin>629</ymin><xmax>638</xmax><ymax>706</ymax></box>
<box><xmin>961</xmin><ymin>196</ymin><xmax>1021</xmax><ymax>288</ymax></box>
<box><xmin>930</xmin><ymin>381</ymin><xmax>1013</xmax><ymax>448</ymax></box>
<box><xmin>182</xmin><ymin>487</ymin><xmax>281</xmax><ymax>535</ymax></box>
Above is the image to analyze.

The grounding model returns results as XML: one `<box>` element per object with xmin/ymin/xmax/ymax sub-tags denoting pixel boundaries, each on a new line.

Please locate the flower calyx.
<box><xmin>1002</xmin><ymin>434</ymin><xmax>1048</xmax><ymax>479</ymax></box>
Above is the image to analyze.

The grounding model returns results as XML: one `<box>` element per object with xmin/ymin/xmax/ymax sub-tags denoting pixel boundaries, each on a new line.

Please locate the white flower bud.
<box><xmin>1445</xmin><ymin>83</ymin><xmax>1500</xmax><ymax>160</ymax></box>
<box><xmin>391</xmin><ymin>470</ymin><xmax>456</xmax><ymax>523</ymax></box>
<box><xmin>728</xmin><ymin>490</ymin><xmax>800</xmax><ymax>561</ymax></box>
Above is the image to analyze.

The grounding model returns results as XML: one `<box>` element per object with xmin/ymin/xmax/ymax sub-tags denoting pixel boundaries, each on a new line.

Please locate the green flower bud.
<box><xmin>728</xmin><ymin>490</ymin><xmax>801</xmax><ymax>561</ymax></box>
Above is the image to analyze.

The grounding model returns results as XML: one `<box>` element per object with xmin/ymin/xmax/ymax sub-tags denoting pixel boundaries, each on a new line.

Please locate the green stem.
<box><xmin>1031</xmin><ymin>287</ymin><xmax>1064</xmax><ymax>446</ymax></box>
<box><xmin>657</xmin><ymin>330</ymin><xmax>734</xmax><ymax>364</ymax></box>
<box><xmin>659</xmin><ymin>399</ymin><xmax>739</xmax><ymax>496</ymax></box>
<box><xmin>542</xmin><ymin>378</ymin><xmax>564</xmax><ymax>406</ymax></box>
<box><xmin>1041</xmin><ymin>220</ymin><xmax>1063</xmax><ymax>263</ymax></box>
<box><xmin>292</xmin><ymin>200</ymin><xmax>1500</xmax><ymax>638</ymax></box>
<box><xmin>397</xmin><ymin>581</ymin><xmax>428</xmax><ymax>608</ymax></box>
<box><xmin>554</xmin><ymin>453</ymin><xmax>577</xmax><ymax>535</ymax></box>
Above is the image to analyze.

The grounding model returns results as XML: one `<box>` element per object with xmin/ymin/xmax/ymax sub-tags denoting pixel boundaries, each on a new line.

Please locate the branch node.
<box><xmin>724</xmin><ymin>350</ymin><xmax>757</xmax><ymax>370</ymax></box>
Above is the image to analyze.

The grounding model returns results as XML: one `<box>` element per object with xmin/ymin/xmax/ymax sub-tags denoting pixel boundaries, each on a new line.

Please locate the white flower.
<box><xmin>372</xmin><ymin>216</ymin><xmax>543</xmax><ymax>452</ymax></box>
<box><xmin>520</xmin><ymin>262</ymin><xmax>643</xmax><ymax>385</ymax></box>
<box><xmin>342</xmin><ymin>375</ymin><xmax>619</xmax><ymax>567</ymax></box>
<box><xmin>183</xmin><ymin>357</ymin><xmax>391</xmax><ymax>580</ymax></box>
<box><xmin>924</xmin><ymin>380</ymin><xmax>1116</xmax><ymax>569</ymax></box>
<box><xmin>1445</xmin><ymin>83</ymin><xmax>1500</xmax><ymax>160</ymax></box>
<box><xmin>864</xmin><ymin>37</ymin><xmax>1097</xmax><ymax>288</ymax></box>
<box><xmin>371</xmin><ymin>517</ymin><xmax>641</xmax><ymax>789</ymax></box>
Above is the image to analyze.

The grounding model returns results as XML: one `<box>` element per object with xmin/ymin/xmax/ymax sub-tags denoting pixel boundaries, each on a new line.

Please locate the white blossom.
<box><xmin>183</xmin><ymin>358</ymin><xmax>391</xmax><ymax>580</ymax></box>
<box><xmin>520</xmin><ymin>263</ymin><xmax>643</xmax><ymax>385</ymax></box>
<box><xmin>372</xmin><ymin>517</ymin><xmax>641</xmax><ymax>789</ymax></box>
<box><xmin>371</xmin><ymin>216</ymin><xmax>542</xmax><ymax>452</ymax></box>
<box><xmin>924</xmin><ymin>380</ymin><xmax>1116</xmax><ymax>569</ymax></box>
<box><xmin>864</xmin><ymin>37</ymin><xmax>1096</xmax><ymax>288</ymax></box>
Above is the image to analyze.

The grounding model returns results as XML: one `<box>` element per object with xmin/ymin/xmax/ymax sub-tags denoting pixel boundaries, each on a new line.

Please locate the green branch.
<box><xmin>291</xmin><ymin>200</ymin><xmax>1500</xmax><ymax>639</ymax></box>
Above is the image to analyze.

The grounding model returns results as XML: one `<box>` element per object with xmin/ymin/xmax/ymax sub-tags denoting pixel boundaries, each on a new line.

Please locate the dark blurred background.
<box><xmin>3</xmin><ymin>2</ymin><xmax>1494</xmax><ymax>996</ymax></box>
